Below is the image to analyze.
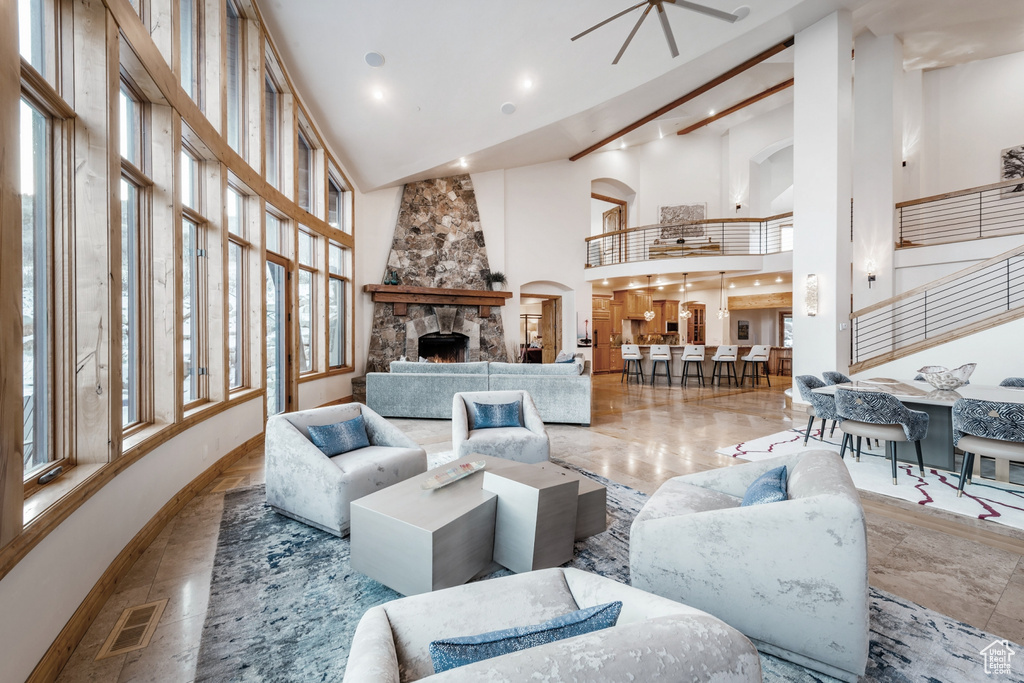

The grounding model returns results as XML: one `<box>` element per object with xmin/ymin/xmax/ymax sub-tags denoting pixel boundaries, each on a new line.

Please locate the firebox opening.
<box><xmin>418</xmin><ymin>333</ymin><xmax>469</xmax><ymax>363</ymax></box>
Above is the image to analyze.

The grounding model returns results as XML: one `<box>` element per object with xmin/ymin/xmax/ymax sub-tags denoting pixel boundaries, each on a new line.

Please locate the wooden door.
<box><xmin>540</xmin><ymin>297</ymin><xmax>561</xmax><ymax>363</ymax></box>
<box><xmin>688</xmin><ymin>304</ymin><xmax>706</xmax><ymax>344</ymax></box>
<box><xmin>593</xmin><ymin>319</ymin><xmax>611</xmax><ymax>373</ymax></box>
<box><xmin>602</xmin><ymin>205</ymin><xmax>625</xmax><ymax>264</ymax></box>
<box><xmin>610</xmin><ymin>301</ymin><xmax>623</xmax><ymax>335</ymax></box>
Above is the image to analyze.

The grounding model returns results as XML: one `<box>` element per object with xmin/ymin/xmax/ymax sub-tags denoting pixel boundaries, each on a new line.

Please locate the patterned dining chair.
<box><xmin>999</xmin><ymin>377</ymin><xmax>1024</xmax><ymax>388</ymax></box>
<box><xmin>823</xmin><ymin>371</ymin><xmax>851</xmax><ymax>386</ymax></box>
<box><xmin>794</xmin><ymin>375</ymin><xmax>843</xmax><ymax>446</ymax></box>
<box><xmin>952</xmin><ymin>398</ymin><xmax>1024</xmax><ymax>497</ymax></box>
<box><xmin>834</xmin><ymin>388</ymin><xmax>928</xmax><ymax>485</ymax></box>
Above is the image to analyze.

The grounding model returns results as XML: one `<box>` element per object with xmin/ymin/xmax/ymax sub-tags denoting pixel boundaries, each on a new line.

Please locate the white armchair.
<box><xmin>629</xmin><ymin>451</ymin><xmax>869</xmax><ymax>682</ymax></box>
<box><xmin>452</xmin><ymin>390</ymin><xmax>549</xmax><ymax>464</ymax></box>
<box><xmin>265</xmin><ymin>403</ymin><xmax>426</xmax><ymax>536</ymax></box>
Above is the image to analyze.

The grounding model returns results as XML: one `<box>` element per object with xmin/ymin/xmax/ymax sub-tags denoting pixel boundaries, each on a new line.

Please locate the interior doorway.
<box><xmin>521</xmin><ymin>294</ymin><xmax>562</xmax><ymax>363</ymax></box>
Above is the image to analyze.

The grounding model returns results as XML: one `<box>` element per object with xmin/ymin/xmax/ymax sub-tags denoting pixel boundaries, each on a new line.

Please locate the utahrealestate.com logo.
<box><xmin>981</xmin><ymin>639</ymin><xmax>1015</xmax><ymax>675</ymax></box>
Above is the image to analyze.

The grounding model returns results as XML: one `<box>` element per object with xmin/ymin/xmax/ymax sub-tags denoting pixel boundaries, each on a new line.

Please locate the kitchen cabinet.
<box><xmin>610</xmin><ymin>347</ymin><xmax>623</xmax><ymax>372</ymax></box>
<box><xmin>615</xmin><ymin>290</ymin><xmax>653</xmax><ymax>320</ymax></box>
<box><xmin>687</xmin><ymin>304</ymin><xmax>706</xmax><ymax>344</ymax></box>
<box><xmin>663</xmin><ymin>300</ymin><xmax>679</xmax><ymax>323</ymax></box>
<box><xmin>641</xmin><ymin>302</ymin><xmax>664</xmax><ymax>335</ymax></box>
<box><xmin>592</xmin><ymin>297</ymin><xmax>611</xmax><ymax>320</ymax></box>
<box><xmin>610</xmin><ymin>301</ymin><xmax>623</xmax><ymax>334</ymax></box>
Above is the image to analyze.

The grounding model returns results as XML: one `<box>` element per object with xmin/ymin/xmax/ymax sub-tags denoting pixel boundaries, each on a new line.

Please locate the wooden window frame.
<box><xmin>181</xmin><ymin>209</ymin><xmax>208</xmax><ymax>410</ymax></box>
<box><xmin>327</xmin><ymin>241</ymin><xmax>350</xmax><ymax>371</ymax></box>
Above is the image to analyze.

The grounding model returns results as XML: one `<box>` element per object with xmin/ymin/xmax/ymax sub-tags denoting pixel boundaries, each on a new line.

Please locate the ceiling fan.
<box><xmin>572</xmin><ymin>1</ymin><xmax>748</xmax><ymax>65</ymax></box>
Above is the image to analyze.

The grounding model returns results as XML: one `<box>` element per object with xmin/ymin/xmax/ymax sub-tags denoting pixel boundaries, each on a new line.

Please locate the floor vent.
<box><xmin>211</xmin><ymin>475</ymin><xmax>247</xmax><ymax>493</ymax></box>
<box><xmin>95</xmin><ymin>599</ymin><xmax>168</xmax><ymax>660</ymax></box>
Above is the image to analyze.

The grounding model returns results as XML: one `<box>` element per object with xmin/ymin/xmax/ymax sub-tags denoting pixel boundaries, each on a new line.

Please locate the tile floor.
<box><xmin>55</xmin><ymin>374</ymin><xmax>1024</xmax><ymax>682</ymax></box>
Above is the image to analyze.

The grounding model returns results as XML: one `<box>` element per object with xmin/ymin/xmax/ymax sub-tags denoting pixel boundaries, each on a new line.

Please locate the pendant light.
<box><xmin>680</xmin><ymin>273</ymin><xmax>692</xmax><ymax>320</ymax></box>
<box><xmin>643</xmin><ymin>275</ymin><xmax>656</xmax><ymax>322</ymax></box>
<box><xmin>717</xmin><ymin>271</ymin><xmax>730</xmax><ymax>320</ymax></box>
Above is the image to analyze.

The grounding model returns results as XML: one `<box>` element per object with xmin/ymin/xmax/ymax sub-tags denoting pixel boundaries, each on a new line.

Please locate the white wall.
<box><xmin>0</xmin><ymin>398</ymin><xmax>264</xmax><ymax>683</ymax></box>
<box><xmin>724</xmin><ymin>103</ymin><xmax>795</xmax><ymax>216</ymax></box>
<box><xmin>919</xmin><ymin>50</ymin><xmax>1024</xmax><ymax>196</ymax></box>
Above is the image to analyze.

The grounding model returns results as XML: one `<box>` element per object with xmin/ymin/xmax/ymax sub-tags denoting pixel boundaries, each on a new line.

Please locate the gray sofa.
<box><xmin>342</xmin><ymin>567</ymin><xmax>762</xmax><ymax>682</ymax></box>
<box><xmin>629</xmin><ymin>450</ymin><xmax>869</xmax><ymax>682</ymax></box>
<box><xmin>265</xmin><ymin>403</ymin><xmax>427</xmax><ymax>536</ymax></box>
<box><xmin>367</xmin><ymin>359</ymin><xmax>591</xmax><ymax>425</ymax></box>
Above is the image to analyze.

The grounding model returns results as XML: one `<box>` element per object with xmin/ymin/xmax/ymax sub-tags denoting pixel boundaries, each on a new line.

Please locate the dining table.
<box><xmin>812</xmin><ymin>378</ymin><xmax>1024</xmax><ymax>472</ymax></box>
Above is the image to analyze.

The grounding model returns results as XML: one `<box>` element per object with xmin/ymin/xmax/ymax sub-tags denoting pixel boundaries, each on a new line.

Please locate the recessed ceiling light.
<box><xmin>733</xmin><ymin>6</ymin><xmax>751</xmax><ymax>21</ymax></box>
<box><xmin>602</xmin><ymin>279</ymin><xmax>608</xmax><ymax>285</ymax></box>
<box><xmin>364</xmin><ymin>52</ymin><xmax>385</xmax><ymax>67</ymax></box>
<box><xmin>709</xmin><ymin>109</ymin><xmax>716</xmax><ymax>116</ymax></box>
<box><xmin>658</xmin><ymin>285</ymin><xmax>664</xmax><ymax>290</ymax></box>
<box><xmin>620</xmin><ymin>142</ymin><xmax>626</xmax><ymax>149</ymax></box>
<box><xmin>501</xmin><ymin>102</ymin><xmax>517</xmax><ymax>115</ymax></box>
<box><xmin>729</xmin><ymin>283</ymin><xmax>735</xmax><ymax>288</ymax></box>
<box><xmin>459</xmin><ymin>157</ymin><xmax>468</xmax><ymax>168</ymax></box>
<box><xmin>754</xmin><ymin>280</ymin><xmax>760</xmax><ymax>286</ymax></box>
<box><xmin>523</xmin><ymin>78</ymin><xmax>533</xmax><ymax>89</ymax></box>
<box><xmin>775</xmin><ymin>276</ymin><xmax>782</xmax><ymax>283</ymax></box>
<box><xmin>373</xmin><ymin>89</ymin><xmax>384</xmax><ymax>100</ymax></box>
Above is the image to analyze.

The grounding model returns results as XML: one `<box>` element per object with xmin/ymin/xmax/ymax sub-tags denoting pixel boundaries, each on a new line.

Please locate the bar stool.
<box><xmin>953</xmin><ymin>398</ymin><xmax>1024</xmax><ymax>497</ymax></box>
<box><xmin>620</xmin><ymin>344</ymin><xmax>644</xmax><ymax>384</ymax></box>
<box><xmin>740</xmin><ymin>345</ymin><xmax>772</xmax><ymax>387</ymax></box>
<box><xmin>794</xmin><ymin>375</ymin><xmax>842</xmax><ymax>445</ymax></box>
<box><xmin>711</xmin><ymin>345</ymin><xmax>738</xmax><ymax>386</ymax></box>
<box><xmin>823</xmin><ymin>371</ymin><xmax>851</xmax><ymax>386</ymax></box>
<box><xmin>835</xmin><ymin>388</ymin><xmax>928</xmax><ymax>485</ymax></box>
<box><xmin>649</xmin><ymin>344</ymin><xmax>672</xmax><ymax>386</ymax></box>
<box><xmin>681</xmin><ymin>345</ymin><xmax>705</xmax><ymax>387</ymax></box>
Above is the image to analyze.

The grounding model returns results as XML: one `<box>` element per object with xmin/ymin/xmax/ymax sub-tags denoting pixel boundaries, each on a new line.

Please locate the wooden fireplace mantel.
<box><xmin>363</xmin><ymin>284</ymin><xmax>513</xmax><ymax>317</ymax></box>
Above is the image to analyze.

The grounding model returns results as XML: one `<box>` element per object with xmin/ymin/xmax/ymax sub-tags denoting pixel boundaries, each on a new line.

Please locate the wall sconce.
<box><xmin>805</xmin><ymin>274</ymin><xmax>818</xmax><ymax>317</ymax></box>
<box><xmin>735</xmin><ymin>203</ymin><xmax>742</xmax><ymax>213</ymax></box>
<box><xmin>866</xmin><ymin>259</ymin><xmax>876</xmax><ymax>289</ymax></box>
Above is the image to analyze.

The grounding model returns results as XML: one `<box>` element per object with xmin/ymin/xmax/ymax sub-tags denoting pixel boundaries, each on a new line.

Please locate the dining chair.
<box><xmin>823</xmin><ymin>371</ymin><xmax>851</xmax><ymax>386</ymax></box>
<box><xmin>952</xmin><ymin>398</ymin><xmax>1024</xmax><ymax>497</ymax></box>
<box><xmin>621</xmin><ymin>344</ymin><xmax>644</xmax><ymax>384</ymax></box>
<box><xmin>999</xmin><ymin>377</ymin><xmax>1024</xmax><ymax>388</ymax></box>
<box><xmin>649</xmin><ymin>344</ymin><xmax>672</xmax><ymax>386</ymax></box>
<box><xmin>740</xmin><ymin>345</ymin><xmax>772</xmax><ymax>387</ymax></box>
<box><xmin>710</xmin><ymin>345</ymin><xmax>739</xmax><ymax>386</ymax></box>
<box><xmin>793</xmin><ymin>375</ymin><xmax>843</xmax><ymax>446</ymax></box>
<box><xmin>834</xmin><ymin>388</ymin><xmax>928</xmax><ymax>485</ymax></box>
<box><xmin>681</xmin><ymin>345</ymin><xmax>705</xmax><ymax>387</ymax></box>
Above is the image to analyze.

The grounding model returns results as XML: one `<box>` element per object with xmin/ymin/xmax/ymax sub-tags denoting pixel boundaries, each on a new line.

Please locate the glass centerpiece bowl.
<box><xmin>916</xmin><ymin>363</ymin><xmax>977</xmax><ymax>391</ymax></box>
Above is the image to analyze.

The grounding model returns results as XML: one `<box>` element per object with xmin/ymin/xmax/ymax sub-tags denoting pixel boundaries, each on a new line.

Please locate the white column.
<box><xmin>792</xmin><ymin>10</ymin><xmax>853</xmax><ymax>382</ymax></box>
<box><xmin>852</xmin><ymin>31</ymin><xmax>903</xmax><ymax>310</ymax></box>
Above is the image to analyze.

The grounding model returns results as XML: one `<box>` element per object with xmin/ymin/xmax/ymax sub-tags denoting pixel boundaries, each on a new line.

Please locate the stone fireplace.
<box><xmin>365</xmin><ymin>175</ymin><xmax>509</xmax><ymax>372</ymax></box>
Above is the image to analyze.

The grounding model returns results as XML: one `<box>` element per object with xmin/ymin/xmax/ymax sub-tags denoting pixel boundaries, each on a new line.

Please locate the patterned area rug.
<box><xmin>717</xmin><ymin>428</ymin><xmax>1024</xmax><ymax>531</ymax></box>
<box><xmin>196</xmin><ymin>466</ymin><xmax>1022</xmax><ymax>683</ymax></box>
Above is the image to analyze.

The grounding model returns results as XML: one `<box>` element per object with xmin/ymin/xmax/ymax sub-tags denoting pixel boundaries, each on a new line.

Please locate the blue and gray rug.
<box><xmin>196</xmin><ymin>468</ymin><xmax>1021</xmax><ymax>682</ymax></box>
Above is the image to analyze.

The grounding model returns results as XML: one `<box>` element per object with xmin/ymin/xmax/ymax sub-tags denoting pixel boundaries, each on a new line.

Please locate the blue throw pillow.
<box><xmin>741</xmin><ymin>465</ymin><xmax>788</xmax><ymax>506</ymax></box>
<box><xmin>472</xmin><ymin>401</ymin><xmax>522</xmax><ymax>429</ymax></box>
<box><xmin>555</xmin><ymin>358</ymin><xmax>575</xmax><ymax>363</ymax></box>
<box><xmin>429</xmin><ymin>601</ymin><xmax>622</xmax><ymax>674</ymax></box>
<box><xmin>306</xmin><ymin>415</ymin><xmax>371</xmax><ymax>456</ymax></box>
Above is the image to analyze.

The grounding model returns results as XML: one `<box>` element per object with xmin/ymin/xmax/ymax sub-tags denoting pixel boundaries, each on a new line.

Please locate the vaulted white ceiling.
<box><xmin>258</xmin><ymin>0</ymin><xmax>1024</xmax><ymax>192</ymax></box>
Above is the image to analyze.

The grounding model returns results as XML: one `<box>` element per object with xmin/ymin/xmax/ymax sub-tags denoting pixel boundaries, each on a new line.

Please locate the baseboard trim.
<box><xmin>27</xmin><ymin>432</ymin><xmax>264</xmax><ymax>683</ymax></box>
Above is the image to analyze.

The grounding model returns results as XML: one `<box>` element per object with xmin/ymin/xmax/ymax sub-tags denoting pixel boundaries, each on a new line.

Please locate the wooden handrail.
<box><xmin>895</xmin><ymin>178</ymin><xmax>1024</xmax><ymax>209</ymax></box>
<box><xmin>584</xmin><ymin>212</ymin><xmax>793</xmax><ymax>242</ymax></box>
<box><xmin>849</xmin><ymin>242</ymin><xmax>1024</xmax><ymax>319</ymax></box>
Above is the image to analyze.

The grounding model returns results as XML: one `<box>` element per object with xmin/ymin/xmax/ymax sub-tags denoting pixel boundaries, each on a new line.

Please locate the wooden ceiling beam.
<box><xmin>677</xmin><ymin>77</ymin><xmax>794</xmax><ymax>136</ymax></box>
<box><xmin>569</xmin><ymin>37</ymin><xmax>794</xmax><ymax>162</ymax></box>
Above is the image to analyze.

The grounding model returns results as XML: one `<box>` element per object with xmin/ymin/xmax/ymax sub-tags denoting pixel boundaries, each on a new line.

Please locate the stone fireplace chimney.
<box><xmin>365</xmin><ymin>175</ymin><xmax>508</xmax><ymax>372</ymax></box>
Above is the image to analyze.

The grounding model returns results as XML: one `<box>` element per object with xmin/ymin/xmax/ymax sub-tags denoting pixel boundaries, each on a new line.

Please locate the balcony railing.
<box><xmin>897</xmin><ymin>178</ymin><xmax>1024</xmax><ymax>249</ymax></box>
<box><xmin>585</xmin><ymin>213</ymin><xmax>793</xmax><ymax>268</ymax></box>
<box><xmin>850</xmin><ymin>243</ymin><xmax>1024</xmax><ymax>371</ymax></box>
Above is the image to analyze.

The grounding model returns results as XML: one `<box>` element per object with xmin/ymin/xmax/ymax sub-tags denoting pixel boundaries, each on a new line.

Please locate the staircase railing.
<box><xmin>850</xmin><ymin>243</ymin><xmax>1024</xmax><ymax>372</ymax></box>
<box><xmin>585</xmin><ymin>212</ymin><xmax>792</xmax><ymax>267</ymax></box>
<box><xmin>896</xmin><ymin>179</ymin><xmax>1024</xmax><ymax>248</ymax></box>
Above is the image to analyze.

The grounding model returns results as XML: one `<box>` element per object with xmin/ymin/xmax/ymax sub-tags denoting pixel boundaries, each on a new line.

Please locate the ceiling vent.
<box><xmin>364</xmin><ymin>52</ymin><xmax>385</xmax><ymax>67</ymax></box>
<box><xmin>95</xmin><ymin>599</ymin><xmax>168</xmax><ymax>660</ymax></box>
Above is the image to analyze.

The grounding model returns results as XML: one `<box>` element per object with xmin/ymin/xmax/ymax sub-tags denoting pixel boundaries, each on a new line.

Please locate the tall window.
<box><xmin>328</xmin><ymin>174</ymin><xmax>350</xmax><ymax>233</ymax></box>
<box><xmin>265</xmin><ymin>211</ymin><xmax>282</xmax><ymax>255</ymax></box>
<box><xmin>119</xmin><ymin>82</ymin><xmax>147</xmax><ymax>428</ymax></box>
<box><xmin>264</xmin><ymin>75</ymin><xmax>279</xmax><ymax>188</ymax></box>
<box><xmin>20</xmin><ymin>98</ymin><xmax>51</xmax><ymax>475</ymax></box>
<box><xmin>225</xmin><ymin>1</ymin><xmax>244</xmax><ymax>153</ymax></box>
<box><xmin>328</xmin><ymin>242</ymin><xmax>348</xmax><ymax>368</ymax></box>
<box><xmin>180</xmin><ymin>0</ymin><xmax>200</xmax><ymax>100</ymax></box>
<box><xmin>296</xmin><ymin>131</ymin><xmax>311</xmax><ymax>212</ymax></box>
<box><xmin>181</xmin><ymin>150</ymin><xmax>205</xmax><ymax>405</ymax></box>
<box><xmin>18</xmin><ymin>0</ymin><xmax>48</xmax><ymax>78</ymax></box>
<box><xmin>226</xmin><ymin>187</ymin><xmax>246</xmax><ymax>389</ymax></box>
<box><xmin>297</xmin><ymin>229</ymin><xmax>315</xmax><ymax>373</ymax></box>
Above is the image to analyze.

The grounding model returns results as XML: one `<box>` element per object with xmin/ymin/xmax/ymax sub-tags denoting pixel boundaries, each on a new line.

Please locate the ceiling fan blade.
<box><xmin>612</xmin><ymin>3</ymin><xmax>654</xmax><ymax>64</ymax></box>
<box><xmin>571</xmin><ymin>1</ymin><xmax>649</xmax><ymax>42</ymax></box>
<box><xmin>666</xmin><ymin>0</ymin><xmax>741</xmax><ymax>22</ymax></box>
<box><xmin>655</xmin><ymin>2</ymin><xmax>679</xmax><ymax>58</ymax></box>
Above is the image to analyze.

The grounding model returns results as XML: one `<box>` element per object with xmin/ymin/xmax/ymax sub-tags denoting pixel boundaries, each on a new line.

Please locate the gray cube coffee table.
<box><xmin>350</xmin><ymin>455</ymin><xmax>607</xmax><ymax>596</ymax></box>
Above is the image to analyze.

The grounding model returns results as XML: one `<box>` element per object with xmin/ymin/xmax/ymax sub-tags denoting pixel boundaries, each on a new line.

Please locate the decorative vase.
<box><xmin>916</xmin><ymin>363</ymin><xmax>977</xmax><ymax>391</ymax></box>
